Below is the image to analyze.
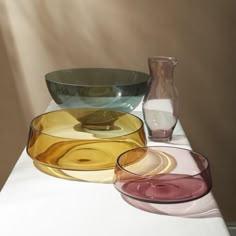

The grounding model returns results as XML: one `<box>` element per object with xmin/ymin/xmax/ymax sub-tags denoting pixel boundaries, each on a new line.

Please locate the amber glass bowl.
<box><xmin>45</xmin><ymin>68</ymin><xmax>149</xmax><ymax>112</ymax></box>
<box><xmin>26</xmin><ymin>108</ymin><xmax>146</xmax><ymax>182</ymax></box>
<box><xmin>114</xmin><ymin>146</ymin><xmax>212</xmax><ymax>203</ymax></box>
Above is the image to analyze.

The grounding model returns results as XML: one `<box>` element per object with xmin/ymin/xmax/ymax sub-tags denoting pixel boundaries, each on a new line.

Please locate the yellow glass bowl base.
<box><xmin>34</xmin><ymin>161</ymin><xmax>117</xmax><ymax>183</ymax></box>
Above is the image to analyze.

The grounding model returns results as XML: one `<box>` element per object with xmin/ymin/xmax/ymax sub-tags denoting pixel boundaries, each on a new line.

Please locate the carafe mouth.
<box><xmin>148</xmin><ymin>56</ymin><xmax>177</xmax><ymax>79</ymax></box>
<box><xmin>148</xmin><ymin>56</ymin><xmax>177</xmax><ymax>66</ymax></box>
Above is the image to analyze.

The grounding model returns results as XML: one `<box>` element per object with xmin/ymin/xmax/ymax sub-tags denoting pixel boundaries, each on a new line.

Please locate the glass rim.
<box><xmin>116</xmin><ymin>145</ymin><xmax>210</xmax><ymax>178</ymax></box>
<box><xmin>148</xmin><ymin>56</ymin><xmax>177</xmax><ymax>64</ymax></box>
<box><xmin>29</xmin><ymin>108</ymin><xmax>145</xmax><ymax>140</ymax></box>
<box><xmin>45</xmin><ymin>67</ymin><xmax>149</xmax><ymax>87</ymax></box>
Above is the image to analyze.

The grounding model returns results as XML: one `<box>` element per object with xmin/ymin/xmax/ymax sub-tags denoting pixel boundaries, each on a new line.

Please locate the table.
<box><xmin>0</xmin><ymin>102</ymin><xmax>230</xmax><ymax>236</ymax></box>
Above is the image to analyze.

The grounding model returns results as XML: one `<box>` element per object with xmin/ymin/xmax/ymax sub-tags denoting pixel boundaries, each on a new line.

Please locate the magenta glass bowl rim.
<box><xmin>29</xmin><ymin>108</ymin><xmax>145</xmax><ymax>140</ymax></box>
<box><xmin>116</xmin><ymin>146</ymin><xmax>210</xmax><ymax>179</ymax></box>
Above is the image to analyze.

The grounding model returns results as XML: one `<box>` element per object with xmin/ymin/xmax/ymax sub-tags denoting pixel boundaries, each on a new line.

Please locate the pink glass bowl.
<box><xmin>114</xmin><ymin>146</ymin><xmax>212</xmax><ymax>204</ymax></box>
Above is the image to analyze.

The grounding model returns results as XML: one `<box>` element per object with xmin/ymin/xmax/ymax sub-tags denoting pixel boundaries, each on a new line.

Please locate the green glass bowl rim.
<box><xmin>45</xmin><ymin>67</ymin><xmax>149</xmax><ymax>87</ymax></box>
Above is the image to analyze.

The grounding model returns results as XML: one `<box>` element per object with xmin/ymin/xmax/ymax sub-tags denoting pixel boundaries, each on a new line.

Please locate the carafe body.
<box><xmin>142</xmin><ymin>56</ymin><xmax>178</xmax><ymax>141</ymax></box>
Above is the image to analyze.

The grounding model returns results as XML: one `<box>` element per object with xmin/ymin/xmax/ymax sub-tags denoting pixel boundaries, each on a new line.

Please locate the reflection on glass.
<box><xmin>27</xmin><ymin>108</ymin><xmax>146</xmax><ymax>183</ymax></box>
<box><xmin>143</xmin><ymin>57</ymin><xmax>178</xmax><ymax>141</ymax></box>
<box><xmin>114</xmin><ymin>146</ymin><xmax>212</xmax><ymax>203</ymax></box>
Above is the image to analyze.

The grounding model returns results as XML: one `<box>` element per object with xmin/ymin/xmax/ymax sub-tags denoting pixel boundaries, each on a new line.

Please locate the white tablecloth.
<box><xmin>0</xmin><ymin>102</ymin><xmax>230</xmax><ymax>236</ymax></box>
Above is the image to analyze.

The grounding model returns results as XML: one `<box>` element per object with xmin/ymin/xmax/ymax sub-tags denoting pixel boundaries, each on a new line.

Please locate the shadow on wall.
<box><xmin>0</xmin><ymin>0</ymin><xmax>181</xmax><ymax>121</ymax></box>
<box><xmin>0</xmin><ymin>27</ymin><xmax>27</xmax><ymax>190</ymax></box>
<box><xmin>0</xmin><ymin>1</ymin><xmax>52</xmax><ymax>123</ymax></box>
<box><xmin>0</xmin><ymin>1</ymin><xmax>150</xmax><ymax>123</ymax></box>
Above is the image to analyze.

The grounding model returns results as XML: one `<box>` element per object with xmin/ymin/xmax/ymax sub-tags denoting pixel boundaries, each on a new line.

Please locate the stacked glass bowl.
<box><xmin>27</xmin><ymin>68</ymin><xmax>149</xmax><ymax>182</ymax></box>
<box><xmin>26</xmin><ymin>67</ymin><xmax>212</xmax><ymax>215</ymax></box>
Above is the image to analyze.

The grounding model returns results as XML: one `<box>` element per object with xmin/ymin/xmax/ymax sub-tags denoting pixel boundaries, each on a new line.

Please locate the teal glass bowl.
<box><xmin>45</xmin><ymin>68</ymin><xmax>149</xmax><ymax>112</ymax></box>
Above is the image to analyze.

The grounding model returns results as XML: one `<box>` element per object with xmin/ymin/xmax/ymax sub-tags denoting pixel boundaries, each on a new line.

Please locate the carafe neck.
<box><xmin>148</xmin><ymin>56</ymin><xmax>177</xmax><ymax>81</ymax></box>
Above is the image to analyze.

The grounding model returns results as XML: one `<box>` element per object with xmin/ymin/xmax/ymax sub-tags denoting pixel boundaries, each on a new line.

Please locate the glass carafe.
<box><xmin>142</xmin><ymin>56</ymin><xmax>178</xmax><ymax>142</ymax></box>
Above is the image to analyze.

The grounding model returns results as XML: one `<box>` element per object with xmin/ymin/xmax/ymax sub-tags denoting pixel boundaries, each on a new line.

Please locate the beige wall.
<box><xmin>0</xmin><ymin>0</ymin><xmax>235</xmax><ymax>222</ymax></box>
